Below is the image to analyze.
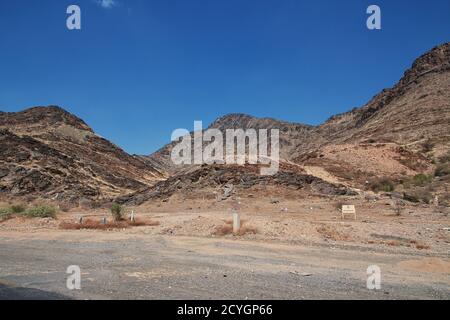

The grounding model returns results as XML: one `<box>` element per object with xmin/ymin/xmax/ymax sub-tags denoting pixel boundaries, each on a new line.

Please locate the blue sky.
<box><xmin>0</xmin><ymin>0</ymin><xmax>449</xmax><ymax>154</ymax></box>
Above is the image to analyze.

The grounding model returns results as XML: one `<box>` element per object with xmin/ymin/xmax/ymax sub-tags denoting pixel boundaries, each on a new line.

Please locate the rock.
<box><xmin>0</xmin><ymin>107</ymin><xmax>165</xmax><ymax>202</ymax></box>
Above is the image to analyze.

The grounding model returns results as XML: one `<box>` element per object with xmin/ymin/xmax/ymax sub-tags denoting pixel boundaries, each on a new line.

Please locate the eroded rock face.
<box><xmin>1</xmin><ymin>44</ymin><xmax>449</xmax><ymax>205</ymax></box>
<box><xmin>116</xmin><ymin>164</ymin><xmax>355</xmax><ymax>206</ymax></box>
<box><xmin>142</xmin><ymin>43</ymin><xmax>450</xmax><ymax>188</ymax></box>
<box><xmin>0</xmin><ymin>107</ymin><xmax>165</xmax><ymax>202</ymax></box>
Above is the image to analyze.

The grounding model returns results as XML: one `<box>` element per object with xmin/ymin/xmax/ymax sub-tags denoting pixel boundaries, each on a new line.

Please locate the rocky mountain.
<box><xmin>144</xmin><ymin>42</ymin><xmax>450</xmax><ymax>187</ymax></box>
<box><xmin>0</xmin><ymin>106</ymin><xmax>165</xmax><ymax>202</ymax></box>
<box><xmin>1</xmin><ymin>43</ymin><xmax>448</xmax><ymax>206</ymax></box>
<box><xmin>116</xmin><ymin>163</ymin><xmax>356</xmax><ymax>206</ymax></box>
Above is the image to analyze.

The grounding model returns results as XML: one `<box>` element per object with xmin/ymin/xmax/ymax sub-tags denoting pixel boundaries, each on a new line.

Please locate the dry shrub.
<box><xmin>59</xmin><ymin>202</ymin><xmax>75</xmax><ymax>212</ymax></box>
<box><xmin>213</xmin><ymin>224</ymin><xmax>233</xmax><ymax>236</ymax></box>
<box><xmin>435</xmin><ymin>164</ymin><xmax>450</xmax><ymax>177</ymax></box>
<box><xmin>78</xmin><ymin>198</ymin><xmax>93</xmax><ymax>209</ymax></box>
<box><xmin>403</xmin><ymin>190</ymin><xmax>433</xmax><ymax>204</ymax></box>
<box><xmin>10</xmin><ymin>204</ymin><xmax>26</xmax><ymax>214</ymax></box>
<box><xmin>130</xmin><ymin>220</ymin><xmax>160</xmax><ymax>227</ymax></box>
<box><xmin>213</xmin><ymin>219</ymin><xmax>257</xmax><ymax>236</ymax></box>
<box><xmin>415</xmin><ymin>242</ymin><xmax>430</xmax><ymax>250</ymax></box>
<box><xmin>386</xmin><ymin>240</ymin><xmax>401</xmax><ymax>246</ymax></box>
<box><xmin>60</xmin><ymin>219</ymin><xmax>159</xmax><ymax>230</ymax></box>
<box><xmin>370</xmin><ymin>178</ymin><xmax>395</xmax><ymax>193</ymax></box>
<box><xmin>421</xmin><ymin>139</ymin><xmax>434</xmax><ymax>153</ymax></box>
<box><xmin>236</xmin><ymin>225</ymin><xmax>258</xmax><ymax>236</ymax></box>
<box><xmin>334</xmin><ymin>201</ymin><xmax>347</xmax><ymax>211</ymax></box>
<box><xmin>316</xmin><ymin>225</ymin><xmax>351</xmax><ymax>242</ymax></box>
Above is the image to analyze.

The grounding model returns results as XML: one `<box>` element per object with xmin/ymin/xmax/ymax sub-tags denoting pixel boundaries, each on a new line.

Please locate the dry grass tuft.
<box><xmin>213</xmin><ymin>224</ymin><xmax>233</xmax><ymax>236</ymax></box>
<box><xmin>415</xmin><ymin>242</ymin><xmax>431</xmax><ymax>250</ymax></box>
<box><xmin>130</xmin><ymin>220</ymin><xmax>160</xmax><ymax>227</ymax></box>
<box><xmin>316</xmin><ymin>224</ymin><xmax>352</xmax><ymax>242</ymax></box>
<box><xmin>386</xmin><ymin>240</ymin><xmax>401</xmax><ymax>246</ymax></box>
<box><xmin>236</xmin><ymin>225</ymin><xmax>258</xmax><ymax>236</ymax></box>
<box><xmin>213</xmin><ymin>219</ymin><xmax>258</xmax><ymax>236</ymax></box>
<box><xmin>59</xmin><ymin>219</ymin><xmax>159</xmax><ymax>231</ymax></box>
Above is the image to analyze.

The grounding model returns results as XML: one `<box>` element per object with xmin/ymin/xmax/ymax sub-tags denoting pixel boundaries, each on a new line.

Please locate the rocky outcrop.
<box><xmin>144</xmin><ymin>43</ymin><xmax>450</xmax><ymax>177</ymax></box>
<box><xmin>116</xmin><ymin>164</ymin><xmax>355</xmax><ymax>206</ymax></box>
<box><xmin>0</xmin><ymin>107</ymin><xmax>165</xmax><ymax>202</ymax></box>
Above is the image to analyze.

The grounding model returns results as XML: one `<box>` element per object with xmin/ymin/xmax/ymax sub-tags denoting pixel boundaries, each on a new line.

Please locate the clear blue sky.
<box><xmin>0</xmin><ymin>0</ymin><xmax>449</xmax><ymax>154</ymax></box>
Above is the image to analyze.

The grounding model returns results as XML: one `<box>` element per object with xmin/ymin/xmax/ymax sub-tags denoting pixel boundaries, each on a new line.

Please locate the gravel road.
<box><xmin>0</xmin><ymin>233</ymin><xmax>448</xmax><ymax>300</ymax></box>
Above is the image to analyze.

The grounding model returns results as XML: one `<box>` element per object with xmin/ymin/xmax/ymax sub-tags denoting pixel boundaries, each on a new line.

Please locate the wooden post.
<box><xmin>233</xmin><ymin>212</ymin><xmax>240</xmax><ymax>234</ymax></box>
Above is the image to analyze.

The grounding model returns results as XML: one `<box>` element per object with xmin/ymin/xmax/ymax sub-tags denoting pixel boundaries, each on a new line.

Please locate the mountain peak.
<box><xmin>400</xmin><ymin>42</ymin><xmax>450</xmax><ymax>86</ymax></box>
<box><xmin>0</xmin><ymin>105</ymin><xmax>93</xmax><ymax>133</ymax></box>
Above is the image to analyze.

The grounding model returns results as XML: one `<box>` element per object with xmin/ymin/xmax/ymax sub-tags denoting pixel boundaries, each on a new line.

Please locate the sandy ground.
<box><xmin>0</xmin><ymin>197</ymin><xmax>449</xmax><ymax>299</ymax></box>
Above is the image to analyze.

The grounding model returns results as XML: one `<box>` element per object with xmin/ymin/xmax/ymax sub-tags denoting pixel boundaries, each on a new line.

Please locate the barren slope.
<box><xmin>0</xmin><ymin>106</ymin><xmax>165</xmax><ymax>202</ymax></box>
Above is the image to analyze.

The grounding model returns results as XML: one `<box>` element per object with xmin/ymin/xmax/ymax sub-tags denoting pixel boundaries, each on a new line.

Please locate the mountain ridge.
<box><xmin>1</xmin><ymin>42</ymin><xmax>449</xmax><ymax>204</ymax></box>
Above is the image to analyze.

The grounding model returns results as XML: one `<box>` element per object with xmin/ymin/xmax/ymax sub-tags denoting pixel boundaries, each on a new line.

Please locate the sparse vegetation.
<box><xmin>10</xmin><ymin>204</ymin><xmax>26</xmax><ymax>214</ymax></box>
<box><xmin>22</xmin><ymin>205</ymin><xmax>57</xmax><ymax>219</ymax></box>
<box><xmin>1</xmin><ymin>205</ymin><xmax>57</xmax><ymax>221</ymax></box>
<box><xmin>316</xmin><ymin>224</ymin><xmax>351</xmax><ymax>242</ymax></box>
<box><xmin>435</xmin><ymin>164</ymin><xmax>450</xmax><ymax>177</ymax></box>
<box><xmin>110</xmin><ymin>203</ymin><xmax>125</xmax><ymax>221</ymax></box>
<box><xmin>0</xmin><ymin>208</ymin><xmax>12</xmax><ymax>221</ymax></box>
<box><xmin>412</xmin><ymin>173</ymin><xmax>433</xmax><ymax>186</ymax></box>
<box><xmin>403</xmin><ymin>190</ymin><xmax>433</xmax><ymax>204</ymax></box>
<box><xmin>438</xmin><ymin>151</ymin><xmax>450</xmax><ymax>164</ymax></box>
<box><xmin>370</xmin><ymin>178</ymin><xmax>395</xmax><ymax>193</ymax></box>
<box><xmin>421</xmin><ymin>139</ymin><xmax>434</xmax><ymax>153</ymax></box>
<box><xmin>59</xmin><ymin>202</ymin><xmax>74</xmax><ymax>212</ymax></box>
<box><xmin>334</xmin><ymin>201</ymin><xmax>349</xmax><ymax>211</ymax></box>
<box><xmin>59</xmin><ymin>218</ymin><xmax>159</xmax><ymax>230</ymax></box>
<box><xmin>213</xmin><ymin>219</ymin><xmax>258</xmax><ymax>236</ymax></box>
<box><xmin>415</xmin><ymin>242</ymin><xmax>431</xmax><ymax>250</ymax></box>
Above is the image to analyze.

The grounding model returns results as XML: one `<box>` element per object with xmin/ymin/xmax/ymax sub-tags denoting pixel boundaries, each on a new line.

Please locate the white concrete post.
<box><xmin>130</xmin><ymin>210</ymin><xmax>135</xmax><ymax>222</ymax></box>
<box><xmin>233</xmin><ymin>212</ymin><xmax>241</xmax><ymax>234</ymax></box>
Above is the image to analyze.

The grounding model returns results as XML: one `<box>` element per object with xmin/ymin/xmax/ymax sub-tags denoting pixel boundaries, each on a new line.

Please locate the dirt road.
<box><xmin>0</xmin><ymin>232</ymin><xmax>448</xmax><ymax>300</ymax></box>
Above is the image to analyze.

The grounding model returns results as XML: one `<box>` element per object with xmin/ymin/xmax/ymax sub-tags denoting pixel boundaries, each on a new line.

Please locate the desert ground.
<box><xmin>0</xmin><ymin>194</ymin><xmax>449</xmax><ymax>300</ymax></box>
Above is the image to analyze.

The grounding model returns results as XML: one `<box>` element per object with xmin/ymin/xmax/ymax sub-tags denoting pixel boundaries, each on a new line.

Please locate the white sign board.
<box><xmin>342</xmin><ymin>205</ymin><xmax>356</xmax><ymax>220</ymax></box>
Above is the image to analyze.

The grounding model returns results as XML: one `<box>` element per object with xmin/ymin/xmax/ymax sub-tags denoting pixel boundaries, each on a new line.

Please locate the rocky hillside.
<box><xmin>1</xmin><ymin>43</ymin><xmax>448</xmax><ymax>205</ymax></box>
<box><xmin>144</xmin><ymin>43</ymin><xmax>450</xmax><ymax>186</ymax></box>
<box><xmin>116</xmin><ymin>164</ymin><xmax>356</xmax><ymax>206</ymax></box>
<box><xmin>0</xmin><ymin>106</ymin><xmax>165</xmax><ymax>202</ymax></box>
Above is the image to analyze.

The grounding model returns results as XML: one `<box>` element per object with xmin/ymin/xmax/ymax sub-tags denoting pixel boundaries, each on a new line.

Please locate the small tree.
<box><xmin>110</xmin><ymin>203</ymin><xmax>125</xmax><ymax>221</ymax></box>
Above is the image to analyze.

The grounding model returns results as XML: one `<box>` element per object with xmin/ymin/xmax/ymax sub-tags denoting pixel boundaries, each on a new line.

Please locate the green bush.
<box><xmin>370</xmin><ymin>178</ymin><xmax>395</xmax><ymax>193</ymax></box>
<box><xmin>0</xmin><ymin>208</ymin><xmax>12</xmax><ymax>221</ymax></box>
<box><xmin>413</xmin><ymin>173</ymin><xmax>433</xmax><ymax>186</ymax></box>
<box><xmin>110</xmin><ymin>203</ymin><xmax>125</xmax><ymax>221</ymax></box>
<box><xmin>10</xmin><ymin>204</ymin><xmax>26</xmax><ymax>214</ymax></box>
<box><xmin>22</xmin><ymin>205</ymin><xmax>57</xmax><ymax>219</ymax></box>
